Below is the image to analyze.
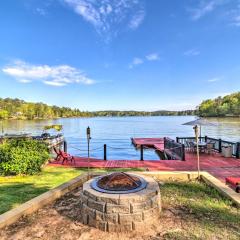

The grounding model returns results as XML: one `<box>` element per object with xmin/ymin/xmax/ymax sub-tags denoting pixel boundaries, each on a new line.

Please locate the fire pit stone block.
<box><xmin>87</xmin><ymin>198</ymin><xmax>106</xmax><ymax>212</ymax></box>
<box><xmin>79</xmin><ymin>173</ymin><xmax>161</xmax><ymax>232</ymax></box>
<box><xmin>105</xmin><ymin>204</ymin><xmax>130</xmax><ymax>214</ymax></box>
<box><xmin>118</xmin><ymin>212</ymin><xmax>143</xmax><ymax>224</ymax></box>
<box><xmin>107</xmin><ymin>222</ymin><xmax>133</xmax><ymax>232</ymax></box>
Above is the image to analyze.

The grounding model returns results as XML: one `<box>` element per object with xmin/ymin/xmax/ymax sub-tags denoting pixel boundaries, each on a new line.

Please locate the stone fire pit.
<box><xmin>79</xmin><ymin>172</ymin><xmax>161</xmax><ymax>232</ymax></box>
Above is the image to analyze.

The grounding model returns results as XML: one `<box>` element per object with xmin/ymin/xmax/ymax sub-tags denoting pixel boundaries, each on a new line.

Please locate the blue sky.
<box><xmin>0</xmin><ymin>0</ymin><xmax>240</xmax><ymax>111</ymax></box>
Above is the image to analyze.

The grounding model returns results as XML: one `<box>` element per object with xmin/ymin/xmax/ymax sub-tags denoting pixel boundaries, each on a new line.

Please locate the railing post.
<box><xmin>182</xmin><ymin>144</ymin><xmax>185</xmax><ymax>161</ymax></box>
<box><xmin>104</xmin><ymin>144</ymin><xmax>107</xmax><ymax>160</ymax></box>
<box><xmin>219</xmin><ymin>139</ymin><xmax>222</xmax><ymax>153</ymax></box>
<box><xmin>63</xmin><ymin>140</ymin><xmax>67</xmax><ymax>152</ymax></box>
<box><xmin>140</xmin><ymin>145</ymin><xmax>144</xmax><ymax>161</ymax></box>
<box><xmin>205</xmin><ymin>135</ymin><xmax>208</xmax><ymax>142</ymax></box>
<box><xmin>236</xmin><ymin>142</ymin><xmax>240</xmax><ymax>159</ymax></box>
<box><xmin>176</xmin><ymin>137</ymin><xmax>179</xmax><ymax>143</ymax></box>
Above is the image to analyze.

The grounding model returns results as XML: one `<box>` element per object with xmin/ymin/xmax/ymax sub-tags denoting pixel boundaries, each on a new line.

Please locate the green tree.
<box><xmin>198</xmin><ymin>92</ymin><xmax>240</xmax><ymax>117</ymax></box>
<box><xmin>0</xmin><ymin>110</ymin><xmax>9</xmax><ymax>119</ymax></box>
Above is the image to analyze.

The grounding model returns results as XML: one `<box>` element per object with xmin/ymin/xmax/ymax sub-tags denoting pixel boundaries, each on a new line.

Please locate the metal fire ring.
<box><xmin>90</xmin><ymin>174</ymin><xmax>148</xmax><ymax>194</ymax></box>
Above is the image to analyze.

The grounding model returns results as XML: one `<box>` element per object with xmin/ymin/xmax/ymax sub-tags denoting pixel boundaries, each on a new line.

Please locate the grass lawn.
<box><xmin>1</xmin><ymin>179</ymin><xmax>239</xmax><ymax>240</ymax></box>
<box><xmin>0</xmin><ymin>166</ymin><xmax>143</xmax><ymax>215</ymax></box>
<box><xmin>1</xmin><ymin>167</ymin><xmax>240</xmax><ymax>239</ymax></box>
<box><xmin>160</xmin><ymin>181</ymin><xmax>240</xmax><ymax>239</ymax></box>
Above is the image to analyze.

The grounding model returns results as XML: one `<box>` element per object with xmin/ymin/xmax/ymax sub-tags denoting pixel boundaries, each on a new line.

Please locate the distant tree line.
<box><xmin>0</xmin><ymin>97</ymin><xmax>196</xmax><ymax>120</ymax></box>
<box><xmin>198</xmin><ymin>92</ymin><xmax>240</xmax><ymax>117</ymax></box>
<box><xmin>0</xmin><ymin>98</ymin><xmax>92</xmax><ymax>120</ymax></box>
<box><xmin>92</xmin><ymin>110</ymin><xmax>196</xmax><ymax>117</ymax></box>
<box><xmin>1</xmin><ymin>92</ymin><xmax>239</xmax><ymax>120</ymax></box>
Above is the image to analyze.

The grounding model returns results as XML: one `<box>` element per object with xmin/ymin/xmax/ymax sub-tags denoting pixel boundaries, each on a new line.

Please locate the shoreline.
<box><xmin>1</xmin><ymin>115</ymin><xmax>240</xmax><ymax>121</ymax></box>
<box><xmin>1</xmin><ymin>115</ymin><xmax>196</xmax><ymax>121</ymax></box>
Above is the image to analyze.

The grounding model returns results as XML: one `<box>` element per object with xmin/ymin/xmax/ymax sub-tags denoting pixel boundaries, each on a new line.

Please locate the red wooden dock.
<box><xmin>49</xmin><ymin>137</ymin><xmax>240</xmax><ymax>183</ymax></box>
<box><xmin>49</xmin><ymin>152</ymin><xmax>240</xmax><ymax>182</ymax></box>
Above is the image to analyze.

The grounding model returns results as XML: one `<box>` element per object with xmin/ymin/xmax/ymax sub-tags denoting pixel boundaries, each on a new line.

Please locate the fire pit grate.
<box><xmin>91</xmin><ymin>172</ymin><xmax>147</xmax><ymax>194</ymax></box>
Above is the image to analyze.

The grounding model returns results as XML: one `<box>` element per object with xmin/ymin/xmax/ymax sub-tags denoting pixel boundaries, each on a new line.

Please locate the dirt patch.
<box><xmin>0</xmin><ymin>181</ymin><xmax>239</xmax><ymax>240</ymax></box>
<box><xmin>0</xmin><ymin>187</ymin><xmax>183</xmax><ymax>240</ymax></box>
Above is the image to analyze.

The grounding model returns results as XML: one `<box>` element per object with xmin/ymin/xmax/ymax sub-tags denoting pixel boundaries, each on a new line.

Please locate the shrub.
<box><xmin>0</xmin><ymin>139</ymin><xmax>50</xmax><ymax>175</ymax></box>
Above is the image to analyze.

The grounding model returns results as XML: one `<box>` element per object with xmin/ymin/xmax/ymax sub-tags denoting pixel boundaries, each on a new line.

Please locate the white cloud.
<box><xmin>36</xmin><ymin>8</ymin><xmax>47</xmax><ymax>16</ymax></box>
<box><xmin>188</xmin><ymin>0</ymin><xmax>240</xmax><ymax>27</ymax></box>
<box><xmin>63</xmin><ymin>0</ymin><xmax>145</xmax><ymax>41</ymax></box>
<box><xmin>128</xmin><ymin>10</ymin><xmax>145</xmax><ymax>29</ymax></box>
<box><xmin>133</xmin><ymin>58</ymin><xmax>143</xmax><ymax>65</ymax></box>
<box><xmin>129</xmin><ymin>57</ymin><xmax>143</xmax><ymax>69</ymax></box>
<box><xmin>65</xmin><ymin>0</ymin><xmax>102</xmax><ymax>27</ymax></box>
<box><xmin>189</xmin><ymin>1</ymin><xmax>217</xmax><ymax>20</ymax></box>
<box><xmin>44</xmin><ymin>81</ymin><xmax>67</xmax><ymax>86</ymax></box>
<box><xmin>189</xmin><ymin>0</ymin><xmax>228</xmax><ymax>21</ymax></box>
<box><xmin>18</xmin><ymin>79</ymin><xmax>32</xmax><ymax>83</ymax></box>
<box><xmin>129</xmin><ymin>53</ymin><xmax>159</xmax><ymax>69</ymax></box>
<box><xmin>146</xmin><ymin>53</ymin><xmax>159</xmax><ymax>61</ymax></box>
<box><xmin>232</xmin><ymin>15</ymin><xmax>240</xmax><ymax>26</ymax></box>
<box><xmin>208</xmin><ymin>77</ymin><xmax>222</xmax><ymax>82</ymax></box>
<box><xmin>184</xmin><ymin>49</ymin><xmax>200</xmax><ymax>56</ymax></box>
<box><xmin>228</xmin><ymin>2</ymin><xmax>240</xmax><ymax>27</ymax></box>
<box><xmin>2</xmin><ymin>60</ymin><xmax>95</xmax><ymax>87</ymax></box>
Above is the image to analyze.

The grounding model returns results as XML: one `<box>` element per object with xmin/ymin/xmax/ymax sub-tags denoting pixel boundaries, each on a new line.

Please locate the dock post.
<box><xmin>140</xmin><ymin>145</ymin><xmax>144</xmax><ymax>161</ymax></box>
<box><xmin>236</xmin><ymin>142</ymin><xmax>240</xmax><ymax>159</ymax></box>
<box><xmin>205</xmin><ymin>135</ymin><xmax>208</xmax><ymax>142</ymax></box>
<box><xmin>182</xmin><ymin>144</ymin><xmax>185</xmax><ymax>161</ymax></box>
<box><xmin>218</xmin><ymin>139</ymin><xmax>222</xmax><ymax>153</ymax></box>
<box><xmin>104</xmin><ymin>144</ymin><xmax>107</xmax><ymax>161</ymax></box>
<box><xmin>176</xmin><ymin>137</ymin><xmax>179</xmax><ymax>143</ymax></box>
<box><xmin>63</xmin><ymin>140</ymin><xmax>67</xmax><ymax>152</ymax></box>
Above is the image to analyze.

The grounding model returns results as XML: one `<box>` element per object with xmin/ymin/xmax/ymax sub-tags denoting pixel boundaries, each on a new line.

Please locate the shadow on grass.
<box><xmin>0</xmin><ymin>183</ymin><xmax>50</xmax><ymax>214</ymax></box>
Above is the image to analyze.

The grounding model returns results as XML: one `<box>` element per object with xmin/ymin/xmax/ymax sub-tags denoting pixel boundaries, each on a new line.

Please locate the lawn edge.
<box><xmin>0</xmin><ymin>172</ymin><xmax>99</xmax><ymax>229</ymax></box>
<box><xmin>200</xmin><ymin>172</ymin><xmax>240</xmax><ymax>207</ymax></box>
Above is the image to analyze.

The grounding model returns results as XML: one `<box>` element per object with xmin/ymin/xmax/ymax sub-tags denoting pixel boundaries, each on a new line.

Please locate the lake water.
<box><xmin>1</xmin><ymin>116</ymin><xmax>240</xmax><ymax>160</ymax></box>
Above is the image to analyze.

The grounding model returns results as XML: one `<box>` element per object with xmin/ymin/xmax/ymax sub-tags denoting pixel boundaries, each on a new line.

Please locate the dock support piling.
<box><xmin>140</xmin><ymin>145</ymin><xmax>144</xmax><ymax>161</ymax></box>
<box><xmin>104</xmin><ymin>144</ymin><xmax>107</xmax><ymax>161</ymax></box>
<box><xmin>236</xmin><ymin>142</ymin><xmax>240</xmax><ymax>159</ymax></box>
<box><xmin>63</xmin><ymin>140</ymin><xmax>67</xmax><ymax>152</ymax></box>
<box><xmin>218</xmin><ymin>139</ymin><xmax>222</xmax><ymax>153</ymax></box>
<box><xmin>182</xmin><ymin>144</ymin><xmax>185</xmax><ymax>161</ymax></box>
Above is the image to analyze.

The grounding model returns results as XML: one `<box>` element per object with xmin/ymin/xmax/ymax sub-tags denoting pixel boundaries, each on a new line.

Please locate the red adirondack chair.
<box><xmin>53</xmin><ymin>147</ymin><xmax>62</xmax><ymax>161</ymax></box>
<box><xmin>60</xmin><ymin>150</ymin><xmax>75</xmax><ymax>165</ymax></box>
<box><xmin>226</xmin><ymin>177</ymin><xmax>240</xmax><ymax>193</ymax></box>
